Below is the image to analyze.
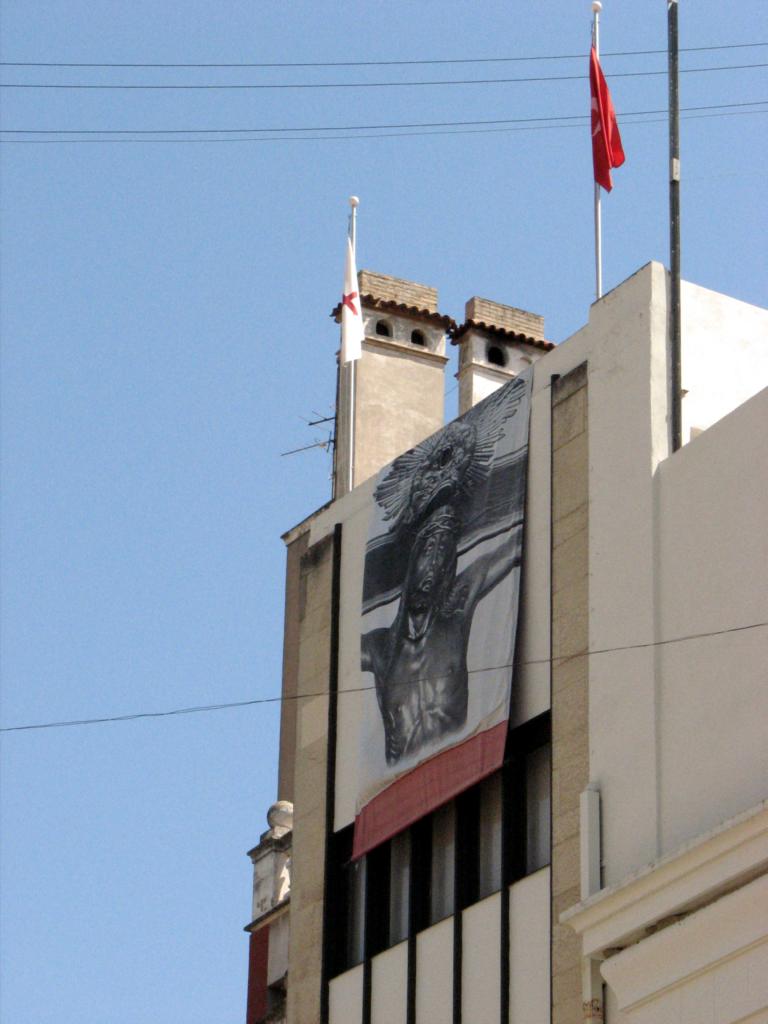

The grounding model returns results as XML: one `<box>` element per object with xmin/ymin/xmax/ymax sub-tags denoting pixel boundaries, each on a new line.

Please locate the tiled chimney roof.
<box><xmin>451</xmin><ymin>296</ymin><xmax>553</xmax><ymax>351</ymax></box>
<box><xmin>330</xmin><ymin>270</ymin><xmax>456</xmax><ymax>330</ymax></box>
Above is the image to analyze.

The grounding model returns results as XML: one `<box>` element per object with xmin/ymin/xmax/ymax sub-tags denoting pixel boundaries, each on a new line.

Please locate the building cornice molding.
<box><xmin>562</xmin><ymin>800</ymin><xmax>768</xmax><ymax>960</ymax></box>
<box><xmin>599</xmin><ymin>873</ymin><xmax>768</xmax><ymax>1016</ymax></box>
<box><xmin>281</xmin><ymin>502</ymin><xmax>333</xmax><ymax>546</ymax></box>
<box><xmin>360</xmin><ymin>334</ymin><xmax>449</xmax><ymax>365</ymax></box>
<box><xmin>243</xmin><ymin>897</ymin><xmax>290</xmax><ymax>935</ymax></box>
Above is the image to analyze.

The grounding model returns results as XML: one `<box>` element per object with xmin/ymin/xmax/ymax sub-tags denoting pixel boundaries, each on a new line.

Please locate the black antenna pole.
<box><xmin>668</xmin><ymin>0</ymin><xmax>683</xmax><ymax>452</ymax></box>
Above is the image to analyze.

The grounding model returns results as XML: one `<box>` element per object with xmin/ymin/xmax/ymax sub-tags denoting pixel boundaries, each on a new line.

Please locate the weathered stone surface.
<box><xmin>552</xmin><ymin>384</ymin><xmax>587</xmax><ymax>450</ymax></box>
<box><xmin>464</xmin><ymin>295</ymin><xmax>545</xmax><ymax>339</ymax></box>
<box><xmin>552</xmin><ymin>502</ymin><xmax>588</xmax><ymax>550</ymax></box>
<box><xmin>553</xmin><ymin>807</ymin><xmax>581</xmax><ymax>847</ymax></box>
<box><xmin>359</xmin><ymin>269</ymin><xmax>438</xmax><ymax>312</ymax></box>
<box><xmin>552</xmin><ymin>834</ymin><xmax>581</xmax><ymax>897</ymax></box>
<box><xmin>286</xmin><ymin>537</ymin><xmax>333</xmax><ymax>1024</ymax></box>
<box><xmin>552</xmin><ymin>432</ymin><xmax>589</xmax><ymax>521</ymax></box>
<box><xmin>551</xmin><ymin>365</ymin><xmax>590</xmax><ymax>1022</ymax></box>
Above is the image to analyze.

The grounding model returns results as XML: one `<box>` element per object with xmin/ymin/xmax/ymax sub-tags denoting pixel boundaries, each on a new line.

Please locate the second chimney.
<box><xmin>453</xmin><ymin>297</ymin><xmax>553</xmax><ymax>415</ymax></box>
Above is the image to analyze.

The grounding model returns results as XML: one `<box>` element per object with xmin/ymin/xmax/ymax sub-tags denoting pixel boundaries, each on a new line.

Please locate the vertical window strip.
<box><xmin>389</xmin><ymin>831</ymin><xmax>411</xmax><ymax>946</ymax></box>
<box><xmin>526</xmin><ymin>743</ymin><xmax>552</xmax><ymax>874</ymax></box>
<box><xmin>327</xmin><ymin>712</ymin><xmax>552</xmax><ymax>990</ymax></box>
<box><xmin>478</xmin><ymin>772</ymin><xmax>504</xmax><ymax>899</ymax></box>
<box><xmin>430</xmin><ymin>802</ymin><xmax>457</xmax><ymax>924</ymax></box>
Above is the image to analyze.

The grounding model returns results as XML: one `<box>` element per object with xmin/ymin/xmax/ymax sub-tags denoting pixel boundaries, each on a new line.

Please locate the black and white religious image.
<box><xmin>359</xmin><ymin>373</ymin><xmax>532</xmax><ymax>774</ymax></box>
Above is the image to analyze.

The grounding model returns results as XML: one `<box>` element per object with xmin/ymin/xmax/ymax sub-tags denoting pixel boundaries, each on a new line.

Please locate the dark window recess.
<box><xmin>429</xmin><ymin>801</ymin><xmax>456</xmax><ymax>924</ymax></box>
<box><xmin>327</xmin><ymin>713</ymin><xmax>551</xmax><ymax>976</ymax></box>
<box><xmin>487</xmin><ymin>344</ymin><xmax>507</xmax><ymax>367</ymax></box>
<box><xmin>525</xmin><ymin>743</ymin><xmax>552</xmax><ymax>874</ymax></box>
<box><xmin>327</xmin><ymin>826</ymin><xmax>365</xmax><ymax>976</ymax></box>
<box><xmin>345</xmin><ymin>856</ymin><xmax>366</xmax><ymax>968</ymax></box>
<box><xmin>388</xmin><ymin>830</ymin><xmax>411</xmax><ymax>945</ymax></box>
<box><xmin>478</xmin><ymin>772</ymin><xmax>503</xmax><ymax>898</ymax></box>
<box><xmin>409</xmin><ymin>816</ymin><xmax>432</xmax><ymax>935</ymax></box>
<box><xmin>365</xmin><ymin>843</ymin><xmax>390</xmax><ymax>959</ymax></box>
<box><xmin>456</xmin><ymin>787</ymin><xmax>479</xmax><ymax>910</ymax></box>
<box><xmin>503</xmin><ymin>711</ymin><xmax>552</xmax><ymax>885</ymax></box>
<box><xmin>375</xmin><ymin>320</ymin><xmax>392</xmax><ymax>337</ymax></box>
<box><xmin>411</xmin><ymin>329</ymin><xmax>426</xmax><ymax>346</ymax></box>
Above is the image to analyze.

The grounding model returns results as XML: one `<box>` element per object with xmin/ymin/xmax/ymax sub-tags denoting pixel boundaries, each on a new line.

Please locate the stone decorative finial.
<box><xmin>267</xmin><ymin>801</ymin><xmax>294</xmax><ymax>838</ymax></box>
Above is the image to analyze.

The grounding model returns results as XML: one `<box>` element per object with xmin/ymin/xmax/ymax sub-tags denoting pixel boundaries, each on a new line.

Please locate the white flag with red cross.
<box><xmin>341</xmin><ymin>235</ymin><xmax>364</xmax><ymax>364</ymax></box>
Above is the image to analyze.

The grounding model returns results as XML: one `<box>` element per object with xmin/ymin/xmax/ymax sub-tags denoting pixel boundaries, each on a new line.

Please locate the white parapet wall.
<box><xmin>680</xmin><ymin>280</ymin><xmax>768</xmax><ymax>442</ymax></box>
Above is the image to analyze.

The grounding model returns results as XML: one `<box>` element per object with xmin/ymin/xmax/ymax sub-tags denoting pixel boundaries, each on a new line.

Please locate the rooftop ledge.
<box><xmin>561</xmin><ymin>799</ymin><xmax>768</xmax><ymax>959</ymax></box>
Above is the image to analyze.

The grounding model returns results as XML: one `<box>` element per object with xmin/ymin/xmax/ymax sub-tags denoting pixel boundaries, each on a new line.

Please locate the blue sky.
<box><xmin>1</xmin><ymin>2</ymin><xmax>765</xmax><ymax>1021</ymax></box>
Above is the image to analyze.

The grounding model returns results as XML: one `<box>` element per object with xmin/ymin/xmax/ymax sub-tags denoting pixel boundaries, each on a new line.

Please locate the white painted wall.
<box><xmin>655</xmin><ymin>387</ymin><xmax>768</xmax><ymax>855</ymax></box>
<box><xmin>267</xmin><ymin>913</ymin><xmax>289</xmax><ymax>987</ymax></box>
<box><xmin>536</xmin><ymin>263</ymin><xmax>768</xmax><ymax>886</ymax></box>
<box><xmin>371</xmin><ymin>942</ymin><xmax>408</xmax><ymax>1024</ymax></box>
<box><xmin>462</xmin><ymin>893</ymin><xmax>501</xmax><ymax>1024</ymax></box>
<box><xmin>416</xmin><ymin>917</ymin><xmax>453</xmax><ymax>1024</ymax></box>
<box><xmin>329</xmin><ymin>963</ymin><xmax>363</xmax><ymax>1024</ymax></box>
<box><xmin>509</xmin><ymin>869</ymin><xmax>550</xmax><ymax>1022</ymax></box>
<box><xmin>302</xmin><ymin>264</ymin><xmax>767</xmax><ymax>1024</ymax></box>
<box><xmin>681</xmin><ymin>281</ymin><xmax>768</xmax><ymax>442</ymax></box>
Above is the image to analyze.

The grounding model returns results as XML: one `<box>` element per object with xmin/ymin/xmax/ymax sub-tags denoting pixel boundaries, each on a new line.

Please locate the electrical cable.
<box><xmin>1</xmin><ymin>109</ymin><xmax>765</xmax><ymax>146</ymax></box>
<box><xmin>1</xmin><ymin>41</ymin><xmax>764</xmax><ymax>69</ymax></box>
<box><xmin>1</xmin><ymin>62</ymin><xmax>766</xmax><ymax>90</ymax></box>
<box><xmin>2</xmin><ymin>619</ymin><xmax>764</xmax><ymax>733</ymax></box>
<box><xmin>2</xmin><ymin>99</ymin><xmax>764</xmax><ymax>136</ymax></box>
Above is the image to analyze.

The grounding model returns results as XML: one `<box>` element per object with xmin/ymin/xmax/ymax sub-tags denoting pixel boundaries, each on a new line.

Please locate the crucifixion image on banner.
<box><xmin>355</xmin><ymin>372</ymin><xmax>532</xmax><ymax>842</ymax></box>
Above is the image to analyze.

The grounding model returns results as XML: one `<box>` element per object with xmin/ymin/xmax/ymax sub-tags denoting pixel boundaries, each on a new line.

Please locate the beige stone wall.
<box><xmin>358</xmin><ymin>270</ymin><xmax>438</xmax><ymax>312</ymax></box>
<box><xmin>278</xmin><ymin>529</ymin><xmax>309</xmax><ymax>803</ymax></box>
<box><xmin>465</xmin><ymin>296</ymin><xmax>544</xmax><ymax>338</ymax></box>
<box><xmin>352</xmin><ymin>340</ymin><xmax>446</xmax><ymax>488</ymax></box>
<box><xmin>286</xmin><ymin>533</ymin><xmax>334</xmax><ymax>1024</ymax></box>
<box><xmin>550</xmin><ymin>364</ymin><xmax>590</xmax><ymax>1024</ymax></box>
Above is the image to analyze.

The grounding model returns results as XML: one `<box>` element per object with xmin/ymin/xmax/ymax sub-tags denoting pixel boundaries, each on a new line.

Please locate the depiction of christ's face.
<box><xmin>405</xmin><ymin>524</ymin><xmax>457</xmax><ymax>615</ymax></box>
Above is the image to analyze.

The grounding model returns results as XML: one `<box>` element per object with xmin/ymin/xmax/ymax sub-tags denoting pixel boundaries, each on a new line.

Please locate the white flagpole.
<box><xmin>593</xmin><ymin>1</ymin><xmax>603</xmax><ymax>300</ymax></box>
<box><xmin>348</xmin><ymin>195</ymin><xmax>359</xmax><ymax>493</ymax></box>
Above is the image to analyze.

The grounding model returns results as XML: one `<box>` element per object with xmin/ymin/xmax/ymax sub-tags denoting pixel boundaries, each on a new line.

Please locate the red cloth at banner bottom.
<box><xmin>352</xmin><ymin>720</ymin><xmax>508</xmax><ymax>860</ymax></box>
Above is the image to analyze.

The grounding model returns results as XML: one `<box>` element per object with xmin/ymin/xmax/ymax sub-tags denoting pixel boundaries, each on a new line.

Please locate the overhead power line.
<box><xmin>2</xmin><ymin>620</ymin><xmax>764</xmax><ymax>734</ymax></box>
<box><xmin>1</xmin><ymin>41</ymin><xmax>764</xmax><ymax>69</ymax></box>
<box><xmin>1</xmin><ymin>62</ymin><xmax>766</xmax><ymax>91</ymax></box>
<box><xmin>3</xmin><ymin>108</ymin><xmax>765</xmax><ymax>146</ymax></box>
<box><xmin>1</xmin><ymin>100</ymin><xmax>763</xmax><ymax>136</ymax></box>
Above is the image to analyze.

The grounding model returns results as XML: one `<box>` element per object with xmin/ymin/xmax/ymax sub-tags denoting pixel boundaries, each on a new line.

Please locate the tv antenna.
<box><xmin>280</xmin><ymin>409</ymin><xmax>335</xmax><ymax>458</ymax></box>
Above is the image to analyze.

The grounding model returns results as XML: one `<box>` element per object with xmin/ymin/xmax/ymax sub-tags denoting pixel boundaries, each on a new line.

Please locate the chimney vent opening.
<box><xmin>376</xmin><ymin>320</ymin><xmax>392</xmax><ymax>338</ymax></box>
<box><xmin>487</xmin><ymin>344</ymin><xmax>507</xmax><ymax>367</ymax></box>
<box><xmin>411</xmin><ymin>329</ymin><xmax>426</xmax><ymax>346</ymax></box>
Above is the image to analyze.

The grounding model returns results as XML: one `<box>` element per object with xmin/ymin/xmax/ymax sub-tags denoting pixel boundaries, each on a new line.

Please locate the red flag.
<box><xmin>590</xmin><ymin>46</ymin><xmax>625</xmax><ymax>191</ymax></box>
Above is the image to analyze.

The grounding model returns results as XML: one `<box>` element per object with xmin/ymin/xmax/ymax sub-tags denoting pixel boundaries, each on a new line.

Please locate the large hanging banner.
<box><xmin>353</xmin><ymin>371</ymin><xmax>532</xmax><ymax>859</ymax></box>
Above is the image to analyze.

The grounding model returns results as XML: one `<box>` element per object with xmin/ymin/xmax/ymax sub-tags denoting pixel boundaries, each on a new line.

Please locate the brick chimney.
<box><xmin>333</xmin><ymin>271</ymin><xmax>454</xmax><ymax>496</ymax></box>
<box><xmin>453</xmin><ymin>297</ymin><xmax>553</xmax><ymax>415</ymax></box>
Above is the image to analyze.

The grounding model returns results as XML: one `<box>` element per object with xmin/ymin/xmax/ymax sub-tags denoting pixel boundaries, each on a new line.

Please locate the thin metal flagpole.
<box><xmin>593</xmin><ymin>1</ymin><xmax>603</xmax><ymax>300</ymax></box>
<box><xmin>348</xmin><ymin>195</ymin><xmax>359</xmax><ymax>493</ymax></box>
<box><xmin>668</xmin><ymin>1</ymin><xmax>683</xmax><ymax>451</ymax></box>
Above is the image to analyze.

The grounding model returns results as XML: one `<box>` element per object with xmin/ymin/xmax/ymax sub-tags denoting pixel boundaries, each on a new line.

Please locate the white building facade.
<box><xmin>245</xmin><ymin>262</ymin><xmax>768</xmax><ymax>1024</ymax></box>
